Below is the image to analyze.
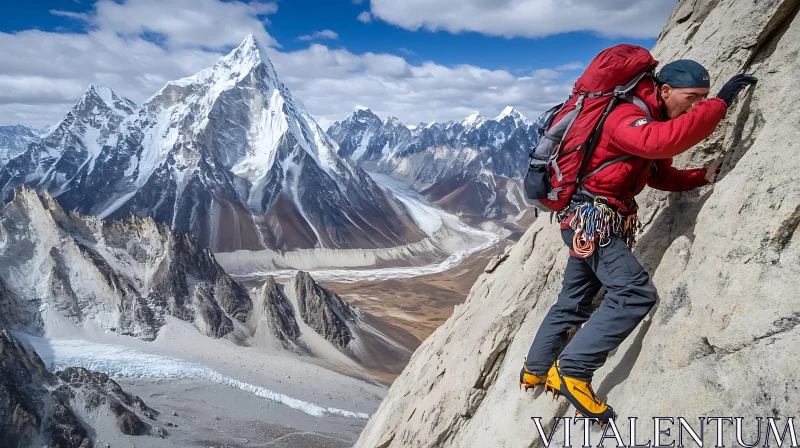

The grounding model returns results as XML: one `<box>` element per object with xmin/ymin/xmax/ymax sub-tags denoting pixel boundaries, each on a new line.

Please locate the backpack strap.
<box><xmin>580</xmin><ymin>154</ymin><xmax>632</xmax><ymax>180</ymax></box>
<box><xmin>575</xmin><ymin>70</ymin><xmax>654</xmax><ymax>187</ymax></box>
<box><xmin>623</xmin><ymin>94</ymin><xmax>652</xmax><ymax>118</ymax></box>
<box><xmin>578</xmin><ymin>95</ymin><xmax>651</xmax><ymax>182</ymax></box>
<box><xmin>549</xmin><ymin>95</ymin><xmax>585</xmax><ymax>182</ymax></box>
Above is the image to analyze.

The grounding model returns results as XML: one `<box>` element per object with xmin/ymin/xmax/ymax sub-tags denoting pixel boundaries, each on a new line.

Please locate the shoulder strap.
<box><xmin>623</xmin><ymin>94</ymin><xmax>651</xmax><ymax>118</ymax></box>
<box><xmin>575</xmin><ymin>70</ymin><xmax>654</xmax><ymax>187</ymax></box>
<box><xmin>576</xmin><ymin>94</ymin><xmax>653</xmax><ymax>187</ymax></box>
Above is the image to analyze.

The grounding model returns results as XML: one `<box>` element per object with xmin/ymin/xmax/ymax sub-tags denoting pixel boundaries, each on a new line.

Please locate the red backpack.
<box><xmin>524</xmin><ymin>44</ymin><xmax>658</xmax><ymax>212</ymax></box>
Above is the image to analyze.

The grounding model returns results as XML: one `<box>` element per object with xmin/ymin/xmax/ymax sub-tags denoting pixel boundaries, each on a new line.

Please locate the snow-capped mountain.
<box><xmin>0</xmin><ymin>187</ymin><xmax>252</xmax><ymax>340</ymax></box>
<box><xmin>0</xmin><ymin>84</ymin><xmax>136</xmax><ymax>204</ymax></box>
<box><xmin>0</xmin><ymin>35</ymin><xmax>425</xmax><ymax>252</ymax></box>
<box><xmin>0</xmin><ymin>124</ymin><xmax>46</xmax><ymax>167</ymax></box>
<box><xmin>327</xmin><ymin>107</ymin><xmax>539</xmax><ymax>222</ymax></box>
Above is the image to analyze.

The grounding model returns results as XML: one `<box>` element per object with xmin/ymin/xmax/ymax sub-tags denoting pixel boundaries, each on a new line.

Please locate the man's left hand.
<box><xmin>704</xmin><ymin>154</ymin><xmax>725</xmax><ymax>183</ymax></box>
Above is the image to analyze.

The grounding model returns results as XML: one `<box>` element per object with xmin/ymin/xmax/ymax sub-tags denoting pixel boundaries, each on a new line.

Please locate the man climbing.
<box><xmin>519</xmin><ymin>59</ymin><xmax>757</xmax><ymax>423</ymax></box>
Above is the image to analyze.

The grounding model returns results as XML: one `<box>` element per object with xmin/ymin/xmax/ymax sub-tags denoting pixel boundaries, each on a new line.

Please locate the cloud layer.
<box><xmin>269</xmin><ymin>44</ymin><xmax>575</xmax><ymax>129</ymax></box>
<box><xmin>366</xmin><ymin>0</ymin><xmax>675</xmax><ymax>39</ymax></box>
<box><xmin>1</xmin><ymin>0</ymin><xmax>660</xmax><ymax>129</ymax></box>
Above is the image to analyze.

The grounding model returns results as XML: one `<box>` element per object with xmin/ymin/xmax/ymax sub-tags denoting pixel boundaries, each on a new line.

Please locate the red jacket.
<box><xmin>570</xmin><ymin>80</ymin><xmax>728</xmax><ymax>219</ymax></box>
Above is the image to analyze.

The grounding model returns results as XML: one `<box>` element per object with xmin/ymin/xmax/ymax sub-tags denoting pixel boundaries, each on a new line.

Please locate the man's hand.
<box><xmin>716</xmin><ymin>74</ymin><xmax>758</xmax><ymax>106</ymax></box>
<box><xmin>704</xmin><ymin>154</ymin><xmax>725</xmax><ymax>183</ymax></box>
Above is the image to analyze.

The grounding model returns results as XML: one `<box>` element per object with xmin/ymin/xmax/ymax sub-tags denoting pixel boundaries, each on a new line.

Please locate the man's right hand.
<box><xmin>704</xmin><ymin>154</ymin><xmax>725</xmax><ymax>183</ymax></box>
<box><xmin>716</xmin><ymin>74</ymin><xmax>758</xmax><ymax>106</ymax></box>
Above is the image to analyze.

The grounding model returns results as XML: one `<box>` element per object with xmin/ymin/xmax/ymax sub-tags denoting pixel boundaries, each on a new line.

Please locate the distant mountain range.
<box><xmin>0</xmin><ymin>124</ymin><xmax>47</xmax><ymax>167</ymax></box>
<box><xmin>0</xmin><ymin>35</ymin><xmax>426</xmax><ymax>252</ymax></box>
<box><xmin>327</xmin><ymin>106</ymin><xmax>540</xmax><ymax>224</ymax></box>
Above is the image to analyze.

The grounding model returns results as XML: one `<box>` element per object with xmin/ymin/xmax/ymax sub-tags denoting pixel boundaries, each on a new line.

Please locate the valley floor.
<box><xmin>17</xmin><ymin>170</ymin><xmax>530</xmax><ymax>446</ymax></box>
<box><xmin>18</xmin><ymin>316</ymin><xmax>384</xmax><ymax>447</ymax></box>
<box><xmin>117</xmin><ymin>378</ymin><xmax>365</xmax><ymax>448</ymax></box>
<box><xmin>323</xmin><ymin>242</ymin><xmax>506</xmax><ymax>345</ymax></box>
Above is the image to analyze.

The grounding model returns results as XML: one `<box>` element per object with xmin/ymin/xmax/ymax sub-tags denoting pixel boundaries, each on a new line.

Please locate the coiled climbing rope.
<box><xmin>557</xmin><ymin>196</ymin><xmax>641</xmax><ymax>258</ymax></box>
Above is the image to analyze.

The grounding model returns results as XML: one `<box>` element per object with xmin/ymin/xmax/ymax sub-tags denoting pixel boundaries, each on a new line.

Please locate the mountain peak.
<box><xmin>75</xmin><ymin>84</ymin><xmax>136</xmax><ymax>117</ymax></box>
<box><xmin>224</xmin><ymin>34</ymin><xmax>271</xmax><ymax>69</ymax></box>
<box><xmin>461</xmin><ymin>112</ymin><xmax>484</xmax><ymax>128</ymax></box>
<box><xmin>348</xmin><ymin>106</ymin><xmax>380</xmax><ymax>124</ymax></box>
<box><xmin>236</xmin><ymin>34</ymin><xmax>266</xmax><ymax>60</ymax></box>
<box><xmin>384</xmin><ymin>116</ymin><xmax>403</xmax><ymax>126</ymax></box>
<box><xmin>495</xmin><ymin>106</ymin><xmax>527</xmax><ymax>123</ymax></box>
<box><xmin>497</xmin><ymin>106</ymin><xmax>517</xmax><ymax>118</ymax></box>
<box><xmin>195</xmin><ymin>34</ymin><xmax>280</xmax><ymax>91</ymax></box>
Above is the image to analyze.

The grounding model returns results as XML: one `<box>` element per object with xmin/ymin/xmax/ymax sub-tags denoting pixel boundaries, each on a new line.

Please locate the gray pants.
<box><xmin>524</xmin><ymin>227</ymin><xmax>657</xmax><ymax>382</ymax></box>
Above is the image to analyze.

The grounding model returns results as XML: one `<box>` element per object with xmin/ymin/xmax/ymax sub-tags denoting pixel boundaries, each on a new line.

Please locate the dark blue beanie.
<box><xmin>656</xmin><ymin>60</ymin><xmax>710</xmax><ymax>88</ymax></box>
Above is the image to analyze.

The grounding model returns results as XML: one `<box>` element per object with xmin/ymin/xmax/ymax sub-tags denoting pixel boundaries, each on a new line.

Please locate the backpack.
<box><xmin>524</xmin><ymin>44</ymin><xmax>658</xmax><ymax>212</ymax></box>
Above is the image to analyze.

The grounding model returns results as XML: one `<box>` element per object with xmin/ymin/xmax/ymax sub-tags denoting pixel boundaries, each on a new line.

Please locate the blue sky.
<box><xmin>0</xmin><ymin>0</ymin><xmax>674</xmax><ymax>128</ymax></box>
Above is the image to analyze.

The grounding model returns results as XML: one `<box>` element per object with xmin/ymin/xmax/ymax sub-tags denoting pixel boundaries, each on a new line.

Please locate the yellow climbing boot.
<box><xmin>545</xmin><ymin>360</ymin><xmax>615</xmax><ymax>425</ymax></box>
<box><xmin>519</xmin><ymin>364</ymin><xmax>547</xmax><ymax>392</ymax></box>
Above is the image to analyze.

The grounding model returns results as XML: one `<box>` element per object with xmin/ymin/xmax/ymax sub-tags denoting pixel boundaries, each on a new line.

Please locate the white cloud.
<box><xmin>92</xmin><ymin>0</ymin><xmax>279</xmax><ymax>49</ymax></box>
<box><xmin>298</xmin><ymin>29</ymin><xmax>339</xmax><ymax>41</ymax></box>
<box><xmin>556</xmin><ymin>61</ymin><xmax>584</xmax><ymax>71</ymax></box>
<box><xmin>530</xmin><ymin>68</ymin><xmax>560</xmax><ymax>81</ymax></box>
<box><xmin>357</xmin><ymin>11</ymin><xmax>373</xmax><ymax>23</ymax></box>
<box><xmin>0</xmin><ymin>0</ymin><xmax>277</xmax><ymax>127</ymax></box>
<box><xmin>269</xmin><ymin>44</ymin><xmax>574</xmax><ymax>129</ymax></box>
<box><xmin>368</xmin><ymin>0</ymin><xmax>675</xmax><ymax>38</ymax></box>
<box><xmin>0</xmin><ymin>0</ymin><xmax>576</xmax><ymax>131</ymax></box>
<box><xmin>49</xmin><ymin>9</ymin><xmax>88</xmax><ymax>20</ymax></box>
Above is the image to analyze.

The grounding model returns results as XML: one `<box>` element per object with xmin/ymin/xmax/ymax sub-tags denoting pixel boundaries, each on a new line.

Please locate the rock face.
<box><xmin>354</xmin><ymin>1</ymin><xmax>800</xmax><ymax>446</ymax></box>
<box><xmin>293</xmin><ymin>270</ymin><xmax>357</xmax><ymax>349</ymax></box>
<box><xmin>251</xmin><ymin>276</ymin><xmax>302</xmax><ymax>349</ymax></box>
<box><xmin>0</xmin><ymin>37</ymin><xmax>426</xmax><ymax>253</ymax></box>
<box><xmin>327</xmin><ymin>107</ymin><xmax>540</xmax><ymax>222</ymax></box>
<box><xmin>56</xmin><ymin>367</ymin><xmax>158</xmax><ymax>437</ymax></box>
<box><xmin>0</xmin><ymin>328</ymin><xmax>160</xmax><ymax>447</ymax></box>
<box><xmin>0</xmin><ymin>186</ymin><xmax>252</xmax><ymax>340</ymax></box>
<box><xmin>286</xmin><ymin>271</ymin><xmax>419</xmax><ymax>375</ymax></box>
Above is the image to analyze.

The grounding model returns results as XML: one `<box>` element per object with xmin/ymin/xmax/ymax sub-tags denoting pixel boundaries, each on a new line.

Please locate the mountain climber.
<box><xmin>519</xmin><ymin>59</ymin><xmax>757</xmax><ymax>423</ymax></box>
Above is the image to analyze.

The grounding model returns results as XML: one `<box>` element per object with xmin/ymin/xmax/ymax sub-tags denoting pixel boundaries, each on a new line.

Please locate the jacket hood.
<box><xmin>634</xmin><ymin>76</ymin><xmax>666</xmax><ymax>121</ymax></box>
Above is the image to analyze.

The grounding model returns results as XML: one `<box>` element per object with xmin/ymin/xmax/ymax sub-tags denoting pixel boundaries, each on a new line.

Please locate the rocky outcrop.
<box><xmin>354</xmin><ymin>1</ymin><xmax>800</xmax><ymax>446</ymax></box>
<box><xmin>287</xmin><ymin>271</ymin><xmax>419</xmax><ymax>375</ymax></box>
<box><xmin>293</xmin><ymin>271</ymin><xmax>356</xmax><ymax>349</ymax></box>
<box><xmin>55</xmin><ymin>367</ymin><xmax>158</xmax><ymax>437</ymax></box>
<box><xmin>0</xmin><ymin>187</ymin><xmax>252</xmax><ymax>340</ymax></box>
<box><xmin>252</xmin><ymin>276</ymin><xmax>302</xmax><ymax>349</ymax></box>
<box><xmin>0</xmin><ymin>328</ymin><xmax>161</xmax><ymax>447</ymax></box>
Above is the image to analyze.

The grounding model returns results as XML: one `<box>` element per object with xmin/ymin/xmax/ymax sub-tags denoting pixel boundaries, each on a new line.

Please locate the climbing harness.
<box><xmin>556</xmin><ymin>196</ymin><xmax>641</xmax><ymax>258</ymax></box>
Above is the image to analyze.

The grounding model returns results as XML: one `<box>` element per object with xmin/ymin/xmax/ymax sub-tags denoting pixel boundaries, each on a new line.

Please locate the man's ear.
<box><xmin>660</xmin><ymin>83</ymin><xmax>672</xmax><ymax>100</ymax></box>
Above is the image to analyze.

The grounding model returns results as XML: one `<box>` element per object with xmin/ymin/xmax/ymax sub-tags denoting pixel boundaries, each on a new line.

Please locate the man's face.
<box><xmin>659</xmin><ymin>84</ymin><xmax>710</xmax><ymax>119</ymax></box>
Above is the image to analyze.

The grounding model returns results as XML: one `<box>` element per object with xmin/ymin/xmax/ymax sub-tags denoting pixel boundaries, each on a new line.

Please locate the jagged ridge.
<box><xmin>0</xmin><ymin>186</ymin><xmax>252</xmax><ymax>340</ymax></box>
<box><xmin>0</xmin><ymin>36</ymin><xmax>426</xmax><ymax>253</ymax></box>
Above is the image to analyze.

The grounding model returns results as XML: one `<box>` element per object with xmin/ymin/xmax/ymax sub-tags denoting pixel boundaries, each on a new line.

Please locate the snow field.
<box><xmin>26</xmin><ymin>337</ymin><xmax>370</xmax><ymax>420</ymax></box>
